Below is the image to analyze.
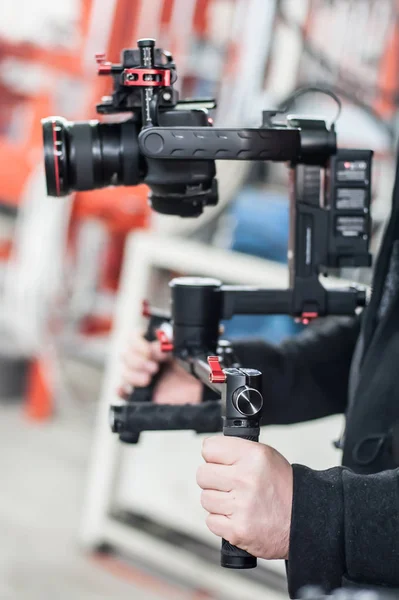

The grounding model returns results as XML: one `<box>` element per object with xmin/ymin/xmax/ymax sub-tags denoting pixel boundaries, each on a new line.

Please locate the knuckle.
<box><xmin>253</xmin><ymin>442</ymin><xmax>266</xmax><ymax>461</ymax></box>
<box><xmin>227</xmin><ymin>529</ymin><xmax>240</xmax><ymax>547</ymax></box>
<box><xmin>250</xmin><ymin>444</ymin><xmax>268</xmax><ymax>473</ymax></box>
<box><xmin>233</xmin><ymin>519</ymin><xmax>249</xmax><ymax>546</ymax></box>
<box><xmin>123</xmin><ymin>355</ymin><xmax>136</xmax><ymax>370</ymax></box>
<box><xmin>138</xmin><ymin>372</ymin><xmax>151</xmax><ymax>386</ymax></box>
<box><xmin>203</xmin><ymin>436</ymin><xmax>214</xmax><ymax>449</ymax></box>
<box><xmin>202</xmin><ymin>437</ymin><xmax>214</xmax><ymax>458</ymax></box>
<box><xmin>205</xmin><ymin>513</ymin><xmax>214</xmax><ymax>532</ymax></box>
<box><xmin>232</xmin><ymin>466</ymin><xmax>249</xmax><ymax>488</ymax></box>
<box><xmin>196</xmin><ymin>465</ymin><xmax>206</xmax><ymax>487</ymax></box>
<box><xmin>200</xmin><ymin>489</ymin><xmax>208</xmax><ymax>508</ymax></box>
<box><xmin>121</xmin><ymin>368</ymin><xmax>132</xmax><ymax>383</ymax></box>
<box><xmin>202</xmin><ymin>437</ymin><xmax>209</xmax><ymax>452</ymax></box>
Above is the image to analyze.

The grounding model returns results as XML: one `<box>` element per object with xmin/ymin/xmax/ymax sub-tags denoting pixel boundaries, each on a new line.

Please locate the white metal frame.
<box><xmin>81</xmin><ymin>230</ymin><xmax>348</xmax><ymax>599</ymax></box>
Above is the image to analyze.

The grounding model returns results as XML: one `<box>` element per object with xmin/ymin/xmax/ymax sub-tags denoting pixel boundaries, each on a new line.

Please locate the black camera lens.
<box><xmin>42</xmin><ymin>117</ymin><xmax>141</xmax><ymax>197</ymax></box>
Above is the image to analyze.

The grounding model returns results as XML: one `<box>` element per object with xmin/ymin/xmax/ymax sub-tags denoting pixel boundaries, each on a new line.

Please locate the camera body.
<box><xmin>42</xmin><ymin>39</ymin><xmax>217</xmax><ymax>216</ymax></box>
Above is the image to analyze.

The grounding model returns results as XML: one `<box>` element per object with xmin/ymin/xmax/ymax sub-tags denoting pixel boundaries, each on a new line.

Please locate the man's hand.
<box><xmin>117</xmin><ymin>330</ymin><xmax>202</xmax><ymax>404</ymax></box>
<box><xmin>197</xmin><ymin>437</ymin><xmax>293</xmax><ymax>560</ymax></box>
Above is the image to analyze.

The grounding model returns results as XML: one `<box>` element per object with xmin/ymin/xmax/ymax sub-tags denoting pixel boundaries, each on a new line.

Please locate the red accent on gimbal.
<box><xmin>122</xmin><ymin>68</ymin><xmax>171</xmax><ymax>87</ymax></box>
<box><xmin>98</xmin><ymin>64</ymin><xmax>113</xmax><ymax>74</ymax></box>
<box><xmin>95</xmin><ymin>53</ymin><xmax>113</xmax><ymax>74</ymax></box>
<box><xmin>300</xmin><ymin>311</ymin><xmax>318</xmax><ymax>325</ymax></box>
<box><xmin>156</xmin><ymin>329</ymin><xmax>174</xmax><ymax>352</ymax></box>
<box><xmin>208</xmin><ymin>356</ymin><xmax>226</xmax><ymax>384</ymax></box>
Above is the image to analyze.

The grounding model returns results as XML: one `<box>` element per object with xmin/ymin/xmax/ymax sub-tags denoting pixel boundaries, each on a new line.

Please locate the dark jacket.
<box><xmin>231</xmin><ymin>159</ymin><xmax>399</xmax><ymax>597</ymax></box>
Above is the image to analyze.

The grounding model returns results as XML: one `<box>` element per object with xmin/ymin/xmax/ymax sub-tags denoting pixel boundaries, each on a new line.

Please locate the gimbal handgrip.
<box><xmin>221</xmin><ymin>430</ymin><xmax>259</xmax><ymax>569</ymax></box>
<box><xmin>110</xmin><ymin>401</ymin><xmax>222</xmax><ymax>442</ymax></box>
<box><xmin>139</xmin><ymin>127</ymin><xmax>301</xmax><ymax>162</ymax></box>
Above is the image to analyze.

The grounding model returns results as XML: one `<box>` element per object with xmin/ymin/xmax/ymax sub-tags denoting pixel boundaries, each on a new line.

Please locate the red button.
<box><xmin>156</xmin><ymin>329</ymin><xmax>174</xmax><ymax>352</ymax></box>
<box><xmin>208</xmin><ymin>356</ymin><xmax>226</xmax><ymax>384</ymax></box>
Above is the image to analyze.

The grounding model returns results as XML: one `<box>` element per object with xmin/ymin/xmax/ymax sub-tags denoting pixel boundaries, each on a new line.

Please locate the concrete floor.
<box><xmin>0</xmin><ymin>399</ymin><xmax>202</xmax><ymax>600</ymax></box>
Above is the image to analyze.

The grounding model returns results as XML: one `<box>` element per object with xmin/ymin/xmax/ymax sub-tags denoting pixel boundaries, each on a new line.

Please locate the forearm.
<box><xmin>287</xmin><ymin>465</ymin><xmax>399</xmax><ymax>597</ymax></box>
<box><xmin>232</xmin><ymin>316</ymin><xmax>360</xmax><ymax>426</ymax></box>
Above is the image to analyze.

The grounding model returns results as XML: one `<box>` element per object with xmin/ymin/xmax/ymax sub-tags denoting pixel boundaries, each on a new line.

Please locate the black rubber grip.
<box><xmin>221</xmin><ymin>432</ymin><xmax>259</xmax><ymax>568</ymax></box>
<box><xmin>235</xmin><ymin>435</ymin><xmax>258</xmax><ymax>442</ymax></box>
<box><xmin>111</xmin><ymin>401</ymin><xmax>222</xmax><ymax>438</ymax></box>
<box><xmin>139</xmin><ymin>127</ymin><xmax>301</xmax><ymax>162</ymax></box>
<box><xmin>221</xmin><ymin>539</ymin><xmax>256</xmax><ymax>569</ymax></box>
<box><xmin>222</xmin><ymin>287</ymin><xmax>293</xmax><ymax>318</ymax></box>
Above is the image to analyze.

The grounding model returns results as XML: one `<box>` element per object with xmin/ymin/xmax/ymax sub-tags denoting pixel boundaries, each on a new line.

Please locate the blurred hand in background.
<box><xmin>118</xmin><ymin>331</ymin><xmax>202</xmax><ymax>405</ymax></box>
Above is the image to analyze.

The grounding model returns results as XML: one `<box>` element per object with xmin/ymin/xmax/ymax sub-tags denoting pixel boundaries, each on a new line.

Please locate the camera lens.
<box><xmin>42</xmin><ymin>117</ymin><xmax>141</xmax><ymax>197</ymax></box>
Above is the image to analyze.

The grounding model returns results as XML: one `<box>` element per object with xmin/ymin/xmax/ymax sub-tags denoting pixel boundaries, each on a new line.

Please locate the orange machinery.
<box><xmin>0</xmin><ymin>0</ymin><xmax>242</xmax><ymax>419</ymax></box>
<box><xmin>0</xmin><ymin>0</ymin><xmax>151</xmax><ymax>419</ymax></box>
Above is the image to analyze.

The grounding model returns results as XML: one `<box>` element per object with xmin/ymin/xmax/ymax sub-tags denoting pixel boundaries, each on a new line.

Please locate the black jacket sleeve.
<box><xmin>286</xmin><ymin>464</ymin><xmax>399</xmax><ymax>598</ymax></box>
<box><xmin>231</xmin><ymin>316</ymin><xmax>360</xmax><ymax>426</ymax></box>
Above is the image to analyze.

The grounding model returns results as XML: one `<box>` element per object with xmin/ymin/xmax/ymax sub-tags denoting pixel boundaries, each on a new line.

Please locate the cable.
<box><xmin>277</xmin><ymin>2</ymin><xmax>399</xmax><ymax>142</ymax></box>
<box><xmin>279</xmin><ymin>85</ymin><xmax>342</xmax><ymax>126</ymax></box>
<box><xmin>277</xmin><ymin>80</ymin><xmax>397</xmax><ymax>149</ymax></box>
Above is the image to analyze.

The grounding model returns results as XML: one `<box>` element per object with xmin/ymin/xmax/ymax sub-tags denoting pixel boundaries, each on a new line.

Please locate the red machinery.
<box><xmin>0</xmin><ymin>0</ymin><xmax>237</xmax><ymax>420</ymax></box>
<box><xmin>0</xmin><ymin>0</ymin><xmax>151</xmax><ymax>419</ymax></box>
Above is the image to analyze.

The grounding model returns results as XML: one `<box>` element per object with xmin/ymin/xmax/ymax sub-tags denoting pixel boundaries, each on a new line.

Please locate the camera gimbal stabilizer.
<box><xmin>109</xmin><ymin>82</ymin><xmax>373</xmax><ymax>568</ymax></box>
<box><xmin>41</xmin><ymin>37</ymin><xmax>373</xmax><ymax>572</ymax></box>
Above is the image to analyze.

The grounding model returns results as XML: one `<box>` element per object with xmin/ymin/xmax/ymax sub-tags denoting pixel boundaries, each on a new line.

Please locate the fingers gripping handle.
<box><xmin>128</xmin><ymin>309</ymin><xmax>172</xmax><ymax>403</ymax></box>
<box><xmin>221</xmin><ymin>431</ymin><xmax>259</xmax><ymax>569</ymax></box>
<box><xmin>118</xmin><ymin>308</ymin><xmax>171</xmax><ymax>442</ymax></box>
<box><xmin>128</xmin><ymin>369</ymin><xmax>163</xmax><ymax>403</ymax></box>
<box><xmin>218</xmin><ymin>363</ymin><xmax>264</xmax><ymax>569</ymax></box>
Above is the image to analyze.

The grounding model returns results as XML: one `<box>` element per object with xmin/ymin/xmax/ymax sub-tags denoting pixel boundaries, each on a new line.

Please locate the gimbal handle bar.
<box><xmin>138</xmin><ymin>117</ymin><xmax>337</xmax><ymax>166</ymax></box>
<box><xmin>111</xmin><ymin>350</ymin><xmax>224</xmax><ymax>444</ymax></box>
<box><xmin>139</xmin><ymin>126</ymin><xmax>301</xmax><ymax>162</ymax></box>
<box><xmin>220</xmin><ymin>285</ymin><xmax>365</xmax><ymax>319</ymax></box>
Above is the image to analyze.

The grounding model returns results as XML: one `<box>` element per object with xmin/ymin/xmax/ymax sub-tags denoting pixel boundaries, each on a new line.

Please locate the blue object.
<box><xmin>222</xmin><ymin>186</ymin><xmax>303</xmax><ymax>344</ymax></box>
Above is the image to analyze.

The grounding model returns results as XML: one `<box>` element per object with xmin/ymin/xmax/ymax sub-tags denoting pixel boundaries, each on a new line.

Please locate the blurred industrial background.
<box><xmin>0</xmin><ymin>0</ymin><xmax>398</xmax><ymax>598</ymax></box>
